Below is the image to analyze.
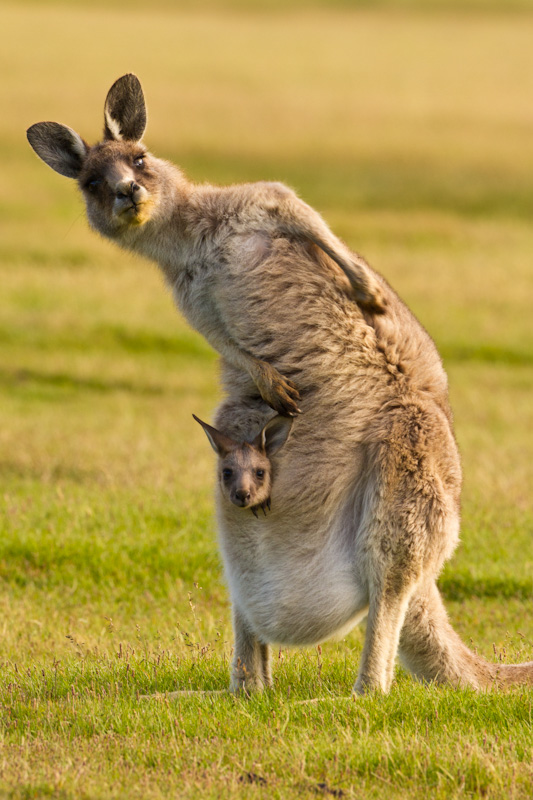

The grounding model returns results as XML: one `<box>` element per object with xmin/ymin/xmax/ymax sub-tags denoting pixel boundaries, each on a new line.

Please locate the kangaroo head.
<box><xmin>27</xmin><ymin>74</ymin><xmax>180</xmax><ymax>240</ymax></box>
<box><xmin>193</xmin><ymin>414</ymin><xmax>293</xmax><ymax>515</ymax></box>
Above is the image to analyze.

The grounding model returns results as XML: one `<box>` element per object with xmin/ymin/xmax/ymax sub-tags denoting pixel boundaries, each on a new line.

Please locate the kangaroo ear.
<box><xmin>27</xmin><ymin>122</ymin><xmax>88</xmax><ymax>179</ymax></box>
<box><xmin>104</xmin><ymin>73</ymin><xmax>147</xmax><ymax>142</ymax></box>
<box><xmin>256</xmin><ymin>415</ymin><xmax>293</xmax><ymax>457</ymax></box>
<box><xmin>193</xmin><ymin>415</ymin><xmax>237</xmax><ymax>458</ymax></box>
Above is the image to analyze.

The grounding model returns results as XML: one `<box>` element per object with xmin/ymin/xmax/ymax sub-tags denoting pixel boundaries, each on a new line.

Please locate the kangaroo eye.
<box><xmin>133</xmin><ymin>156</ymin><xmax>145</xmax><ymax>168</ymax></box>
<box><xmin>256</xmin><ymin>469</ymin><xmax>265</xmax><ymax>479</ymax></box>
<box><xmin>86</xmin><ymin>178</ymin><xmax>101</xmax><ymax>191</ymax></box>
<box><xmin>222</xmin><ymin>468</ymin><xmax>233</xmax><ymax>480</ymax></box>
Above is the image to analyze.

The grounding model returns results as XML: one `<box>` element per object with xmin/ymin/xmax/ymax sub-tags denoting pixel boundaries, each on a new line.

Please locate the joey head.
<box><xmin>193</xmin><ymin>414</ymin><xmax>293</xmax><ymax>516</ymax></box>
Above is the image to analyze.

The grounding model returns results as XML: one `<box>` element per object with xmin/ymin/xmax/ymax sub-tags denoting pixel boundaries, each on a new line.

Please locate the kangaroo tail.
<box><xmin>399</xmin><ymin>580</ymin><xmax>533</xmax><ymax>689</ymax></box>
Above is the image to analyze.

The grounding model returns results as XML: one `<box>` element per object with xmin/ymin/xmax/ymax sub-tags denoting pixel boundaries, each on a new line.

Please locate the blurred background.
<box><xmin>1</xmin><ymin>0</ymin><xmax>532</xmax><ymax>656</ymax></box>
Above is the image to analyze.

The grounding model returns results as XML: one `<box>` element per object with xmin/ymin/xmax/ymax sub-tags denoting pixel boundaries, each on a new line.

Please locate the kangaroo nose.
<box><xmin>234</xmin><ymin>489</ymin><xmax>251</xmax><ymax>505</ymax></box>
<box><xmin>116</xmin><ymin>181</ymin><xmax>139</xmax><ymax>199</ymax></box>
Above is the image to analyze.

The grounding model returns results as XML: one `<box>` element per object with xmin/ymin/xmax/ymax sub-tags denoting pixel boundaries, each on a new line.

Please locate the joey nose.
<box><xmin>234</xmin><ymin>489</ymin><xmax>251</xmax><ymax>505</ymax></box>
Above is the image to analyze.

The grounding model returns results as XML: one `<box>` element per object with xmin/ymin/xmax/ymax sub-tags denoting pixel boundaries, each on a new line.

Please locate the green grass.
<box><xmin>1</xmin><ymin>1</ymin><xmax>533</xmax><ymax>797</ymax></box>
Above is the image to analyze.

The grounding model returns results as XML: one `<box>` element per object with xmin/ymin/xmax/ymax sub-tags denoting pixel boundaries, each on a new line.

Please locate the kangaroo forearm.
<box><xmin>231</xmin><ymin>607</ymin><xmax>271</xmax><ymax>693</ymax></box>
<box><xmin>212</xmin><ymin>336</ymin><xmax>301</xmax><ymax>416</ymax></box>
<box><xmin>274</xmin><ymin>194</ymin><xmax>386</xmax><ymax>312</ymax></box>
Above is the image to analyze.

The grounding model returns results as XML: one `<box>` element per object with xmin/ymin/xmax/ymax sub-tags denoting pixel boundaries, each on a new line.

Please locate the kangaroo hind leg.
<box><xmin>354</xmin><ymin>571</ymin><xmax>418</xmax><ymax>695</ymax></box>
<box><xmin>354</xmin><ymin>401</ymin><xmax>458</xmax><ymax>694</ymax></box>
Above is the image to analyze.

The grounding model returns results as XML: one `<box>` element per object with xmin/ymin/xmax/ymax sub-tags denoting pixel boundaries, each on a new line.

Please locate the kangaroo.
<box><xmin>213</xmin><ymin>277</ymin><xmax>533</xmax><ymax>696</ymax></box>
<box><xmin>193</xmin><ymin>413</ymin><xmax>293</xmax><ymax>517</ymax></box>
<box><xmin>27</xmin><ymin>74</ymin><xmax>386</xmax><ymax>418</ymax></box>
<box><xmin>27</xmin><ymin>76</ymin><xmax>532</xmax><ymax>696</ymax></box>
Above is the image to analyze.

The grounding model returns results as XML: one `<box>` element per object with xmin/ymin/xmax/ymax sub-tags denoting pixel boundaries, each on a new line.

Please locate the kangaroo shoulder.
<box><xmin>252</xmin><ymin>181</ymin><xmax>295</xmax><ymax>209</ymax></box>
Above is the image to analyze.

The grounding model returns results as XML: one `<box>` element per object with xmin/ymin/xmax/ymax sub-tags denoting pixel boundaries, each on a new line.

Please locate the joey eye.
<box><xmin>133</xmin><ymin>156</ymin><xmax>145</xmax><ymax>168</ymax></box>
<box><xmin>255</xmin><ymin>469</ymin><xmax>265</xmax><ymax>479</ymax></box>
<box><xmin>222</xmin><ymin>468</ymin><xmax>233</xmax><ymax>481</ymax></box>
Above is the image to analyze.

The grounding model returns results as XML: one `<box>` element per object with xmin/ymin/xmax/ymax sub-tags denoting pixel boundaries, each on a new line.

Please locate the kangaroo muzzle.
<box><xmin>113</xmin><ymin>177</ymin><xmax>149</xmax><ymax>221</ymax></box>
<box><xmin>232</xmin><ymin>487</ymin><xmax>252</xmax><ymax>508</ymax></box>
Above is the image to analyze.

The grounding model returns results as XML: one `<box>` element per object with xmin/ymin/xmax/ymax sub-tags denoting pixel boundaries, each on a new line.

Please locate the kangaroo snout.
<box><xmin>116</xmin><ymin>180</ymin><xmax>140</xmax><ymax>199</ymax></box>
<box><xmin>113</xmin><ymin>179</ymin><xmax>149</xmax><ymax>222</ymax></box>
<box><xmin>233</xmin><ymin>488</ymin><xmax>252</xmax><ymax>507</ymax></box>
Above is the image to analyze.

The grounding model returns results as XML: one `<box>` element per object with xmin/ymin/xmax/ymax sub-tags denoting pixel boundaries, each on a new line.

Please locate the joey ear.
<box><xmin>27</xmin><ymin>122</ymin><xmax>88</xmax><ymax>179</ymax></box>
<box><xmin>193</xmin><ymin>415</ymin><xmax>237</xmax><ymax>458</ymax></box>
<box><xmin>255</xmin><ymin>415</ymin><xmax>293</xmax><ymax>457</ymax></box>
<box><xmin>104</xmin><ymin>73</ymin><xmax>147</xmax><ymax>142</ymax></box>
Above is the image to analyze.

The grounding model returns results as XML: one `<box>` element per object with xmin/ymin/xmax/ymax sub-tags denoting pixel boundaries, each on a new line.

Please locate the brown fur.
<box><xmin>27</xmin><ymin>75</ymin><xmax>532</xmax><ymax>695</ymax></box>
<box><xmin>27</xmin><ymin>75</ymin><xmax>386</xmax><ymax>418</ymax></box>
<box><xmin>212</xmin><ymin>237</ymin><xmax>532</xmax><ymax>694</ymax></box>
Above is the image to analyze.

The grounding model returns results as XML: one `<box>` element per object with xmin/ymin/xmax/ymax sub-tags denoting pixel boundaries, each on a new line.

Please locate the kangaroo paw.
<box><xmin>358</xmin><ymin>286</ymin><xmax>387</xmax><ymax>315</ymax></box>
<box><xmin>254</xmin><ymin>362</ymin><xmax>301</xmax><ymax>416</ymax></box>
<box><xmin>250</xmin><ymin>500</ymin><xmax>270</xmax><ymax>517</ymax></box>
<box><xmin>344</xmin><ymin>261</ymin><xmax>387</xmax><ymax>314</ymax></box>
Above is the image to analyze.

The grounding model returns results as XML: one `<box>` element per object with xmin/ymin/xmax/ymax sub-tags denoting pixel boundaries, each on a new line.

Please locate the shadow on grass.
<box><xmin>0</xmin><ymin>367</ymin><xmax>166</xmax><ymax>397</ymax></box>
<box><xmin>440</xmin><ymin>343</ymin><xmax>533</xmax><ymax>367</ymax></box>
<box><xmin>439</xmin><ymin>573</ymin><xmax>533</xmax><ymax>601</ymax></box>
<box><xmin>0</xmin><ymin>323</ymin><xmax>216</xmax><ymax>360</ymax></box>
<box><xmin>0</xmin><ymin>458</ymin><xmax>106</xmax><ymax>485</ymax></box>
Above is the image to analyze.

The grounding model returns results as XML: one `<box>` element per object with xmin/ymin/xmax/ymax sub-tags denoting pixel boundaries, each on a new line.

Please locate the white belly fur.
<box><xmin>218</xmin><ymin>510</ymin><xmax>369</xmax><ymax>646</ymax></box>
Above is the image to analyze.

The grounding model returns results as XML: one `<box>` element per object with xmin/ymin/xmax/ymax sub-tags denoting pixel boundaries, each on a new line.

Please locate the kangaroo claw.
<box><xmin>270</xmin><ymin>378</ymin><xmax>301</xmax><ymax>416</ymax></box>
<box><xmin>254</xmin><ymin>362</ymin><xmax>302</xmax><ymax>416</ymax></box>
<box><xmin>250</xmin><ymin>500</ymin><xmax>271</xmax><ymax>517</ymax></box>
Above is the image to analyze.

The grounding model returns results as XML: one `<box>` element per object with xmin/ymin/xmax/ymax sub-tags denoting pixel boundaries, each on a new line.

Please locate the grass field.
<box><xmin>1</xmin><ymin>1</ymin><xmax>533</xmax><ymax>798</ymax></box>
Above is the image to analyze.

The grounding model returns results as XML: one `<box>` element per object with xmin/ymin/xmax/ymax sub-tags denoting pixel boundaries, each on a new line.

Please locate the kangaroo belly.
<box><xmin>219</xmin><ymin>515</ymin><xmax>368</xmax><ymax>646</ymax></box>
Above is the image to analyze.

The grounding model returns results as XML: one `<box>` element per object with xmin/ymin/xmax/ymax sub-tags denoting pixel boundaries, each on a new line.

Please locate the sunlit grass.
<box><xmin>1</xmin><ymin>1</ymin><xmax>532</xmax><ymax>797</ymax></box>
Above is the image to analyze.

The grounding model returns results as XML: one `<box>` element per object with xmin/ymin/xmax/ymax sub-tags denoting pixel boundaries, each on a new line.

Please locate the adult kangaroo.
<box><xmin>213</xmin><ymin>248</ymin><xmax>532</xmax><ymax>694</ymax></box>
<box><xmin>27</xmin><ymin>74</ymin><xmax>532</xmax><ymax>695</ymax></box>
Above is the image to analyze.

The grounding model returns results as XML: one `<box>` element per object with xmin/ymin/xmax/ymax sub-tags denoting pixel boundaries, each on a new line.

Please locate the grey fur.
<box><xmin>27</xmin><ymin>74</ymin><xmax>386</xmax><ymax>417</ymax></box>
<box><xmin>193</xmin><ymin>413</ymin><xmax>292</xmax><ymax>515</ymax></box>
<box><xmin>213</xmin><ymin>244</ymin><xmax>532</xmax><ymax>694</ymax></box>
<box><xmin>27</xmin><ymin>75</ymin><xmax>532</xmax><ymax>695</ymax></box>
<box><xmin>26</xmin><ymin>122</ymin><xmax>88</xmax><ymax>179</ymax></box>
